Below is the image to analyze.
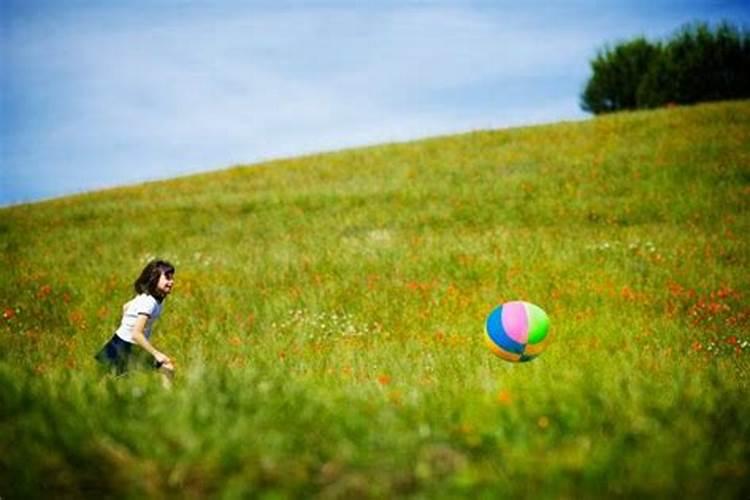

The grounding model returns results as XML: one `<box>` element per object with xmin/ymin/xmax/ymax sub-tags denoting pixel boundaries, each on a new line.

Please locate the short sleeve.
<box><xmin>132</xmin><ymin>294</ymin><xmax>158</xmax><ymax>317</ymax></box>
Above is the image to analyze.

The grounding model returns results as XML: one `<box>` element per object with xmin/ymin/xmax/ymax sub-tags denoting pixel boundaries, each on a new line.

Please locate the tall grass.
<box><xmin>1</xmin><ymin>100</ymin><xmax>749</xmax><ymax>498</ymax></box>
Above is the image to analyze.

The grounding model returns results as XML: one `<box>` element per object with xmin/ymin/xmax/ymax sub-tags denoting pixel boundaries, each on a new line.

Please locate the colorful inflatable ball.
<box><xmin>485</xmin><ymin>301</ymin><xmax>550</xmax><ymax>362</ymax></box>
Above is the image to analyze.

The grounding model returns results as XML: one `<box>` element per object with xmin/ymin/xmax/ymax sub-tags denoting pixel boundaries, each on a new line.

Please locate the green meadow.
<box><xmin>1</xmin><ymin>100</ymin><xmax>749</xmax><ymax>498</ymax></box>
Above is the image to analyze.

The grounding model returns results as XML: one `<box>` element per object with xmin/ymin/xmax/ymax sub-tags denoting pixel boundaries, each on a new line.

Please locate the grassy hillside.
<box><xmin>1</xmin><ymin>100</ymin><xmax>749</xmax><ymax>498</ymax></box>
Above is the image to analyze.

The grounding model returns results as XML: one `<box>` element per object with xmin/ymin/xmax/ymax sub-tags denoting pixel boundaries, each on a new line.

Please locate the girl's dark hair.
<box><xmin>134</xmin><ymin>260</ymin><xmax>175</xmax><ymax>297</ymax></box>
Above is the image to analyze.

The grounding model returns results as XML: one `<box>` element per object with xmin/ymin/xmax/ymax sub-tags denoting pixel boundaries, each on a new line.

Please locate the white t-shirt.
<box><xmin>115</xmin><ymin>293</ymin><xmax>163</xmax><ymax>343</ymax></box>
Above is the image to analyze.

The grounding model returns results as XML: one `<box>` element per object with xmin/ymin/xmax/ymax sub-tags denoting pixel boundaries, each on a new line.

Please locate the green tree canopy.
<box><xmin>581</xmin><ymin>21</ymin><xmax>750</xmax><ymax>114</ymax></box>
<box><xmin>581</xmin><ymin>38</ymin><xmax>658</xmax><ymax>114</ymax></box>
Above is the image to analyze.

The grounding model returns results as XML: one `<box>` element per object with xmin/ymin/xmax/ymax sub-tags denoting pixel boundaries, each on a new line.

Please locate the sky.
<box><xmin>2</xmin><ymin>1</ymin><xmax>749</xmax><ymax>206</ymax></box>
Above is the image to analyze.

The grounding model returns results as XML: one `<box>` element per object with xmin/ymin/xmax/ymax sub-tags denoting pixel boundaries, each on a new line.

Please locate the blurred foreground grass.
<box><xmin>1</xmin><ymin>101</ymin><xmax>749</xmax><ymax>498</ymax></box>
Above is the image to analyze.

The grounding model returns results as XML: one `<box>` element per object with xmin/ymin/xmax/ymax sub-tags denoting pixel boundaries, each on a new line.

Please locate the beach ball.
<box><xmin>485</xmin><ymin>301</ymin><xmax>550</xmax><ymax>362</ymax></box>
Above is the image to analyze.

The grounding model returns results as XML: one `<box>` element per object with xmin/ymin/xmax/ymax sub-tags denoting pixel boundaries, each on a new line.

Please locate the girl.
<box><xmin>95</xmin><ymin>260</ymin><xmax>176</xmax><ymax>385</ymax></box>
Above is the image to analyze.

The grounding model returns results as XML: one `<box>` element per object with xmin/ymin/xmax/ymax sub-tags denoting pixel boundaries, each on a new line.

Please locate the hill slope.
<box><xmin>1</xmin><ymin>100</ymin><xmax>749</xmax><ymax>497</ymax></box>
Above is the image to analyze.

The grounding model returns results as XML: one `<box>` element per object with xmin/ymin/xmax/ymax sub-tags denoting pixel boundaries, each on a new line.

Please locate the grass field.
<box><xmin>1</xmin><ymin>100</ymin><xmax>749</xmax><ymax>498</ymax></box>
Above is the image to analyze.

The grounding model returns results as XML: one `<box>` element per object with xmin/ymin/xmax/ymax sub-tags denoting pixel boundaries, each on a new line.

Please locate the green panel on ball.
<box><xmin>525</xmin><ymin>302</ymin><xmax>550</xmax><ymax>344</ymax></box>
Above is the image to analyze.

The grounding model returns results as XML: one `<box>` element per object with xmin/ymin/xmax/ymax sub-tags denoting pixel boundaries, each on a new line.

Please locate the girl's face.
<box><xmin>156</xmin><ymin>272</ymin><xmax>174</xmax><ymax>297</ymax></box>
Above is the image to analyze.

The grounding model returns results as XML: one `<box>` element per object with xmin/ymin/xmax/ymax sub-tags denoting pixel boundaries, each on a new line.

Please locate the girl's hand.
<box><xmin>154</xmin><ymin>351</ymin><xmax>175</xmax><ymax>389</ymax></box>
<box><xmin>154</xmin><ymin>351</ymin><xmax>173</xmax><ymax>369</ymax></box>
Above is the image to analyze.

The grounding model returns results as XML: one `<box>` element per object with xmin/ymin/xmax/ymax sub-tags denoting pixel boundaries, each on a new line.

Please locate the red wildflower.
<box><xmin>97</xmin><ymin>306</ymin><xmax>109</xmax><ymax>319</ymax></box>
<box><xmin>37</xmin><ymin>284</ymin><xmax>52</xmax><ymax>299</ymax></box>
<box><xmin>621</xmin><ymin>286</ymin><xmax>637</xmax><ymax>302</ymax></box>
<box><xmin>497</xmin><ymin>389</ymin><xmax>512</xmax><ymax>405</ymax></box>
<box><xmin>69</xmin><ymin>310</ymin><xmax>86</xmax><ymax>328</ymax></box>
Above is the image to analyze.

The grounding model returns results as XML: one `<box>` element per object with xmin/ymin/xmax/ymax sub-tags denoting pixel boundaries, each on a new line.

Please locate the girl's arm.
<box><xmin>131</xmin><ymin>313</ymin><xmax>173</xmax><ymax>367</ymax></box>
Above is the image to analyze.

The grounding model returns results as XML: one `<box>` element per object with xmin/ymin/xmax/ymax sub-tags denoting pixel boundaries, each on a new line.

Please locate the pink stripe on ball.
<box><xmin>501</xmin><ymin>301</ymin><xmax>529</xmax><ymax>344</ymax></box>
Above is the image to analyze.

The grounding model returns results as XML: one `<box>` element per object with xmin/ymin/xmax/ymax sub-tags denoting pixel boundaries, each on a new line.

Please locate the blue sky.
<box><xmin>2</xmin><ymin>1</ymin><xmax>749</xmax><ymax>206</ymax></box>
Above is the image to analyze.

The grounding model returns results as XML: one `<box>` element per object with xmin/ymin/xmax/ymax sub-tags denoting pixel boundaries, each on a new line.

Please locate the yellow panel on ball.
<box><xmin>524</xmin><ymin>339</ymin><xmax>548</xmax><ymax>356</ymax></box>
<box><xmin>485</xmin><ymin>334</ymin><xmax>522</xmax><ymax>362</ymax></box>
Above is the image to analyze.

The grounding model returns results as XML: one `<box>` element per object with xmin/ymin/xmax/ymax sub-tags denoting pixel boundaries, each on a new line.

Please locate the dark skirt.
<box><xmin>94</xmin><ymin>334</ymin><xmax>133</xmax><ymax>374</ymax></box>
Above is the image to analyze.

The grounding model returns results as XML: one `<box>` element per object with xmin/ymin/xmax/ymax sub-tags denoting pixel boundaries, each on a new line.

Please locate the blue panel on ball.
<box><xmin>485</xmin><ymin>306</ymin><xmax>504</xmax><ymax>337</ymax></box>
<box><xmin>486</xmin><ymin>306</ymin><xmax>525</xmax><ymax>354</ymax></box>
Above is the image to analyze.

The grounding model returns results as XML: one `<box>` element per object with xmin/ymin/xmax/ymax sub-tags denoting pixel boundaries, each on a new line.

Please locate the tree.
<box><xmin>581</xmin><ymin>21</ymin><xmax>750</xmax><ymax>114</ymax></box>
<box><xmin>638</xmin><ymin>22</ymin><xmax>750</xmax><ymax>108</ymax></box>
<box><xmin>581</xmin><ymin>38</ymin><xmax>659</xmax><ymax>114</ymax></box>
